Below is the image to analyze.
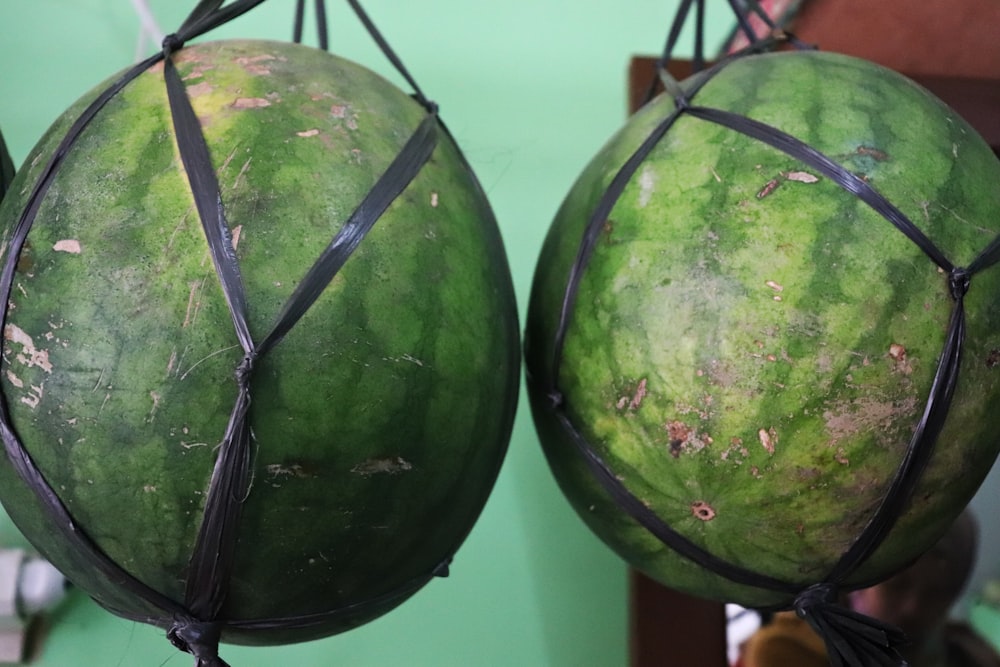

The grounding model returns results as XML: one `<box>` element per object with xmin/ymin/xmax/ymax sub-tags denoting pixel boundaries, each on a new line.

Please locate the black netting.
<box><xmin>0</xmin><ymin>2</ymin><xmax>456</xmax><ymax>665</ymax></box>
<box><xmin>537</xmin><ymin>2</ymin><xmax>1000</xmax><ymax>666</ymax></box>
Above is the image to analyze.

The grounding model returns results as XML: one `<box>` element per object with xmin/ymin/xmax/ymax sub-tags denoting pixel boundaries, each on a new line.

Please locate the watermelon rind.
<box><xmin>526</xmin><ymin>50</ymin><xmax>1000</xmax><ymax>608</ymax></box>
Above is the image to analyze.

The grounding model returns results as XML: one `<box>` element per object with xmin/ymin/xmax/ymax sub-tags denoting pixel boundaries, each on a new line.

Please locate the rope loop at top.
<box><xmin>950</xmin><ymin>267</ymin><xmax>972</xmax><ymax>300</ymax></box>
<box><xmin>161</xmin><ymin>32</ymin><xmax>185</xmax><ymax>56</ymax></box>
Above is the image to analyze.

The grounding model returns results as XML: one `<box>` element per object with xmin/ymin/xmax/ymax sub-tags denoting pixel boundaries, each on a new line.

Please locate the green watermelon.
<box><xmin>0</xmin><ymin>39</ymin><xmax>519</xmax><ymax>646</ymax></box>
<box><xmin>525</xmin><ymin>50</ymin><xmax>1000</xmax><ymax>609</ymax></box>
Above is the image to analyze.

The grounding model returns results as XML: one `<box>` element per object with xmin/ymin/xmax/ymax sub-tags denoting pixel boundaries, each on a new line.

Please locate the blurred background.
<box><xmin>0</xmin><ymin>1</ymin><xmax>998</xmax><ymax>666</ymax></box>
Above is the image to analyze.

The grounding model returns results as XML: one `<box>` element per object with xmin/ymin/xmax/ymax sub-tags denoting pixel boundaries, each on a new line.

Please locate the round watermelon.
<box><xmin>525</xmin><ymin>50</ymin><xmax>1000</xmax><ymax>609</ymax></box>
<box><xmin>0</xmin><ymin>39</ymin><xmax>519</xmax><ymax>647</ymax></box>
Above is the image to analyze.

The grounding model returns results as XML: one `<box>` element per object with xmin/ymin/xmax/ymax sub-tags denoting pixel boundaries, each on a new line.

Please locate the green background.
<box><xmin>0</xmin><ymin>1</ymin><xmax>734</xmax><ymax>665</ymax></box>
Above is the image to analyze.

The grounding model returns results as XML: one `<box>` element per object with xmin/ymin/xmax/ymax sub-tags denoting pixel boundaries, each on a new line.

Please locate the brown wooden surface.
<box><xmin>791</xmin><ymin>0</ymin><xmax>1000</xmax><ymax>79</ymax></box>
<box><xmin>629</xmin><ymin>569</ymin><xmax>728</xmax><ymax>667</ymax></box>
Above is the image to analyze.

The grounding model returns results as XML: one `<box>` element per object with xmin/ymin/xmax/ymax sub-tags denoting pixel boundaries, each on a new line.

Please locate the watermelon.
<box><xmin>525</xmin><ymin>50</ymin><xmax>1000</xmax><ymax>609</ymax></box>
<box><xmin>0</xmin><ymin>39</ymin><xmax>519</xmax><ymax>647</ymax></box>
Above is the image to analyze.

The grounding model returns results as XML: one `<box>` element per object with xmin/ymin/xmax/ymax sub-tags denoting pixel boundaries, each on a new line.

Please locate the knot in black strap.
<box><xmin>235</xmin><ymin>352</ymin><xmax>256</xmax><ymax>384</ymax></box>
<box><xmin>949</xmin><ymin>266</ymin><xmax>971</xmax><ymax>300</ymax></box>
<box><xmin>432</xmin><ymin>557</ymin><xmax>452</xmax><ymax>578</ymax></box>
<box><xmin>168</xmin><ymin>617</ymin><xmax>229</xmax><ymax>665</ymax></box>
<box><xmin>547</xmin><ymin>390</ymin><xmax>564</xmax><ymax>409</ymax></box>
<box><xmin>161</xmin><ymin>33</ymin><xmax>185</xmax><ymax>56</ymax></box>
<box><xmin>793</xmin><ymin>581</ymin><xmax>837</xmax><ymax>616</ymax></box>
<box><xmin>168</xmin><ymin>618</ymin><xmax>231</xmax><ymax>667</ymax></box>
<box><xmin>793</xmin><ymin>584</ymin><xmax>908</xmax><ymax>667</ymax></box>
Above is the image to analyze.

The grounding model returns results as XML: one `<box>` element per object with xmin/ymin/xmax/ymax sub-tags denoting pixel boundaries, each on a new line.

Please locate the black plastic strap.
<box><xmin>256</xmin><ymin>110</ymin><xmax>438</xmax><ymax>358</ymax></box>
<box><xmin>641</xmin><ymin>0</ymin><xmax>811</xmax><ymax>108</ymax></box>
<box><xmin>160</xmin><ymin>1</ymin><xmax>441</xmax><ymax>661</ymax></box>
<box><xmin>169</xmin><ymin>618</ymin><xmax>232</xmax><ymax>667</ymax></box>
<box><xmin>548</xmin><ymin>106</ymin><xmax>685</xmax><ymax>398</ymax></box>
<box><xmin>176</xmin><ymin>0</ymin><xmax>270</xmax><ymax>41</ymax></box>
<box><xmin>345</xmin><ymin>0</ymin><xmax>434</xmax><ymax>112</ymax></box>
<box><xmin>727</xmin><ymin>0</ymin><xmax>778</xmax><ymax>46</ymax></box>
<box><xmin>687</xmin><ymin>105</ymin><xmax>954</xmax><ymax>271</ymax></box>
<box><xmin>555</xmin><ymin>409</ymin><xmax>801</xmax><ymax>593</ymax></box>
<box><xmin>293</xmin><ymin>0</ymin><xmax>329</xmax><ymax>50</ymax></box>
<box><xmin>640</xmin><ymin>0</ymin><xmax>697</xmax><ymax>107</ymax></box>
<box><xmin>163</xmin><ymin>39</ymin><xmax>254</xmax><ymax>355</ymax></box>
<box><xmin>0</xmin><ymin>127</ymin><xmax>15</xmax><ymax>203</ymax></box>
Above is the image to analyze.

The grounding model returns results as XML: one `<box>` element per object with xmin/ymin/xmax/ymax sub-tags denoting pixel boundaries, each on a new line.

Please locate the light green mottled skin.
<box><xmin>0</xmin><ymin>40</ymin><xmax>518</xmax><ymax>643</ymax></box>
<box><xmin>526</xmin><ymin>51</ymin><xmax>1000</xmax><ymax>608</ymax></box>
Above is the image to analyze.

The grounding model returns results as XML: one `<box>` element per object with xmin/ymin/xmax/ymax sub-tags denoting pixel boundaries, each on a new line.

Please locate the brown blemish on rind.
<box><xmin>351</xmin><ymin>457</ymin><xmax>413</xmax><ymax>477</ymax></box>
<box><xmin>888</xmin><ymin>342</ymin><xmax>912</xmax><ymax>375</ymax></box>
<box><xmin>601</xmin><ymin>219</ymin><xmax>616</xmax><ymax>244</ymax></box>
<box><xmin>665</xmin><ymin>419</ymin><xmax>713</xmax><ymax>458</ymax></box>
<box><xmin>629</xmin><ymin>378</ymin><xmax>647</xmax><ymax>410</ymax></box>
<box><xmin>758</xmin><ymin>428</ymin><xmax>776</xmax><ymax>455</ymax></box>
<box><xmin>53</xmin><ymin>239</ymin><xmax>82</xmax><ymax>254</ymax></box>
<box><xmin>691</xmin><ymin>501</ymin><xmax>716</xmax><ymax>521</ymax></box>
<box><xmin>235</xmin><ymin>54</ymin><xmax>277</xmax><ymax>75</ymax></box>
<box><xmin>185</xmin><ymin>81</ymin><xmax>214</xmax><ymax>98</ymax></box>
<box><xmin>987</xmin><ymin>349</ymin><xmax>1000</xmax><ymax>368</ymax></box>
<box><xmin>667</xmin><ymin>420</ymin><xmax>692</xmax><ymax>458</ymax></box>
<box><xmin>756</xmin><ymin>178</ymin><xmax>780</xmax><ymax>199</ymax></box>
<box><xmin>856</xmin><ymin>145</ymin><xmax>890</xmax><ymax>161</ymax></box>
<box><xmin>232</xmin><ymin>97</ymin><xmax>271</xmax><ymax>109</ymax></box>
<box><xmin>823</xmin><ymin>396</ymin><xmax>918</xmax><ymax>444</ymax></box>
<box><xmin>782</xmin><ymin>170</ymin><xmax>820</xmax><ymax>184</ymax></box>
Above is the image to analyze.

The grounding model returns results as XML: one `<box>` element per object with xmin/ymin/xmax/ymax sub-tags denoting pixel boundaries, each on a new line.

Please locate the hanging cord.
<box><xmin>539</xmin><ymin>2</ymin><xmax>1000</xmax><ymax>665</ymax></box>
<box><xmin>293</xmin><ymin>0</ymin><xmax>328</xmax><ymax>50</ymax></box>
<box><xmin>0</xmin><ymin>1</ymin><xmax>453</xmax><ymax>665</ymax></box>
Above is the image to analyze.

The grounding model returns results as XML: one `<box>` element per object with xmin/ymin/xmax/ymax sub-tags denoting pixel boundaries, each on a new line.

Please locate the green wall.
<box><xmin>0</xmin><ymin>2</ymin><xmax>733</xmax><ymax>665</ymax></box>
